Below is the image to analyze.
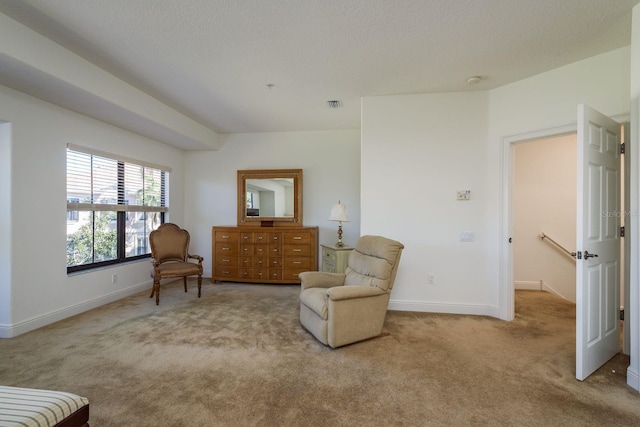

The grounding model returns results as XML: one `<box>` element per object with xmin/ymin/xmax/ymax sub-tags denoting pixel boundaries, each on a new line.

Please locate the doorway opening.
<box><xmin>512</xmin><ymin>134</ymin><xmax>577</xmax><ymax>304</ymax></box>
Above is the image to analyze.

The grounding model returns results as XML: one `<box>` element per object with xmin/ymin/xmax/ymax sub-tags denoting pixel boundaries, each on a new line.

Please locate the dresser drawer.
<box><xmin>216</xmin><ymin>267</ymin><xmax>239</xmax><ymax>278</ymax></box>
<box><xmin>283</xmin><ymin>231</ymin><xmax>312</xmax><ymax>244</ymax></box>
<box><xmin>215</xmin><ymin>243</ymin><xmax>238</xmax><ymax>256</ymax></box>
<box><xmin>284</xmin><ymin>257</ymin><xmax>311</xmax><ymax>269</ymax></box>
<box><xmin>284</xmin><ymin>244</ymin><xmax>311</xmax><ymax>257</ymax></box>
<box><xmin>215</xmin><ymin>231</ymin><xmax>239</xmax><ymax>243</ymax></box>
<box><xmin>216</xmin><ymin>255</ymin><xmax>238</xmax><ymax>267</ymax></box>
<box><xmin>282</xmin><ymin>269</ymin><xmax>305</xmax><ymax>280</ymax></box>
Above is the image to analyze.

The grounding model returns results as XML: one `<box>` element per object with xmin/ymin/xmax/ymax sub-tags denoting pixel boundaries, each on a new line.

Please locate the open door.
<box><xmin>576</xmin><ymin>104</ymin><xmax>621</xmax><ymax>381</ymax></box>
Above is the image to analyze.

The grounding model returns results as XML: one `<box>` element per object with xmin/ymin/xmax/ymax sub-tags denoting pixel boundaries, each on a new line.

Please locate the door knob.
<box><xmin>584</xmin><ymin>251</ymin><xmax>599</xmax><ymax>259</ymax></box>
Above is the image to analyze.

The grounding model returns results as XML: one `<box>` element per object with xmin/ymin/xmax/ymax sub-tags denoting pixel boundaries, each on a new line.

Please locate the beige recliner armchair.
<box><xmin>299</xmin><ymin>235</ymin><xmax>404</xmax><ymax>348</ymax></box>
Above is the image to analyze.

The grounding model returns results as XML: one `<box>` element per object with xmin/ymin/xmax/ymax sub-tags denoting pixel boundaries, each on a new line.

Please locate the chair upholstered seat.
<box><xmin>149</xmin><ymin>223</ymin><xmax>204</xmax><ymax>305</ymax></box>
<box><xmin>299</xmin><ymin>235</ymin><xmax>404</xmax><ymax>348</ymax></box>
<box><xmin>152</xmin><ymin>261</ymin><xmax>201</xmax><ymax>278</ymax></box>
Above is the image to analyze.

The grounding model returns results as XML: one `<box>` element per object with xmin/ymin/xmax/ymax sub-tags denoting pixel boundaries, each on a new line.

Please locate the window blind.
<box><xmin>66</xmin><ymin>147</ymin><xmax>168</xmax><ymax>213</ymax></box>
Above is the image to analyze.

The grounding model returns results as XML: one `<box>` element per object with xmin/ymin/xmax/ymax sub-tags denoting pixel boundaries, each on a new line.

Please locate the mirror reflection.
<box><xmin>245</xmin><ymin>178</ymin><xmax>294</xmax><ymax>218</ymax></box>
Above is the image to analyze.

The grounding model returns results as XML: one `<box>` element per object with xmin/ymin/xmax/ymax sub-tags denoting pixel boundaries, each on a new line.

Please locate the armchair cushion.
<box><xmin>152</xmin><ymin>260</ymin><xmax>202</xmax><ymax>278</ymax></box>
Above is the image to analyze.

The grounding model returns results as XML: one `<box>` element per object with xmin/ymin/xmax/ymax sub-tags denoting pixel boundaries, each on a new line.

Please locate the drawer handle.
<box><xmin>293</xmin><ymin>249</ymin><xmax>302</xmax><ymax>252</ymax></box>
<box><xmin>222</xmin><ymin>271</ymin><xmax>229</xmax><ymax>274</ymax></box>
<box><xmin>222</xmin><ymin>259</ymin><xmax>230</xmax><ymax>263</ymax></box>
<box><xmin>222</xmin><ymin>248</ymin><xmax>230</xmax><ymax>251</ymax></box>
<box><xmin>293</xmin><ymin>237</ymin><xmax>302</xmax><ymax>240</ymax></box>
<box><xmin>222</xmin><ymin>235</ymin><xmax>230</xmax><ymax>239</ymax></box>
<box><xmin>293</xmin><ymin>261</ymin><xmax>301</xmax><ymax>265</ymax></box>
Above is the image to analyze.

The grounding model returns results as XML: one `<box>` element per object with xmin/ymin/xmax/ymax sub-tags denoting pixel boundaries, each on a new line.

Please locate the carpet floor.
<box><xmin>0</xmin><ymin>281</ymin><xmax>639</xmax><ymax>426</ymax></box>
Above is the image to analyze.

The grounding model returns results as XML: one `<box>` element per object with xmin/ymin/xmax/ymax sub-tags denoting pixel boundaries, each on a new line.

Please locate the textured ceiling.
<box><xmin>0</xmin><ymin>0</ymin><xmax>638</xmax><ymax>134</ymax></box>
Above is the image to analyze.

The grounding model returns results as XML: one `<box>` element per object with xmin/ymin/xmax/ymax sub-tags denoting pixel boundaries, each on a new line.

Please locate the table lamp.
<box><xmin>328</xmin><ymin>201</ymin><xmax>349</xmax><ymax>247</ymax></box>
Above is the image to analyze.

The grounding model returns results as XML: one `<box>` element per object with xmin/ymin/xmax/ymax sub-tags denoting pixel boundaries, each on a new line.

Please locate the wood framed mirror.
<box><xmin>237</xmin><ymin>169</ymin><xmax>303</xmax><ymax>227</ymax></box>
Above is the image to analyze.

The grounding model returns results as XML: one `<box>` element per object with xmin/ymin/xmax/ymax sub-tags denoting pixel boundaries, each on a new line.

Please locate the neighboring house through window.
<box><xmin>66</xmin><ymin>144</ymin><xmax>170</xmax><ymax>273</ymax></box>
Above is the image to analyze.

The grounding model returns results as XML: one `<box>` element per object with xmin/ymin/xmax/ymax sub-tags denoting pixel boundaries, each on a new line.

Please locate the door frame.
<box><xmin>499</xmin><ymin>116</ymin><xmax>629</xmax><ymax>326</ymax></box>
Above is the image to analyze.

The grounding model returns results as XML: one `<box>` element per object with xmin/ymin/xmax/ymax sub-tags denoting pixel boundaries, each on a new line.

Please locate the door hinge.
<box><xmin>620</xmin><ymin>309</ymin><xmax>625</xmax><ymax>321</ymax></box>
<box><xmin>621</xmin><ymin>142</ymin><xmax>626</xmax><ymax>154</ymax></box>
<box><xmin>621</xmin><ymin>226</ymin><xmax>625</xmax><ymax>237</ymax></box>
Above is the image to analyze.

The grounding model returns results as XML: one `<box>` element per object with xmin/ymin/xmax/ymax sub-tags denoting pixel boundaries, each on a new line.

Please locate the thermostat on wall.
<box><xmin>457</xmin><ymin>190</ymin><xmax>471</xmax><ymax>201</ymax></box>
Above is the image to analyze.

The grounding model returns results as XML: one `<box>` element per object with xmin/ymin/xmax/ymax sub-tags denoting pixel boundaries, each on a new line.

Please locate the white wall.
<box><xmin>361</xmin><ymin>46</ymin><xmax>630</xmax><ymax>318</ymax></box>
<box><xmin>183</xmin><ymin>130</ymin><xmax>361</xmax><ymax>277</ymax></box>
<box><xmin>362</xmin><ymin>91</ymin><xmax>494</xmax><ymax>315</ymax></box>
<box><xmin>513</xmin><ymin>135</ymin><xmax>576</xmax><ymax>301</ymax></box>
<box><xmin>0</xmin><ymin>84</ymin><xmax>186</xmax><ymax>337</ymax></box>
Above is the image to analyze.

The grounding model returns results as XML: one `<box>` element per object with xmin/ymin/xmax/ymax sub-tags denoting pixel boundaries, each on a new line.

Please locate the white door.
<box><xmin>576</xmin><ymin>104</ymin><xmax>621</xmax><ymax>381</ymax></box>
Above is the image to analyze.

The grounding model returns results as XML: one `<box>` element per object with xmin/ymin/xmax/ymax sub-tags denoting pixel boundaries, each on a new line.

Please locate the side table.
<box><xmin>321</xmin><ymin>244</ymin><xmax>354</xmax><ymax>273</ymax></box>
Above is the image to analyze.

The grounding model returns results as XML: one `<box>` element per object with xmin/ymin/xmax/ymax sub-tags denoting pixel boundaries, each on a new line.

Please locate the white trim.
<box><xmin>515</xmin><ymin>281</ymin><xmax>542</xmax><ymax>291</ymax></box>
<box><xmin>628</xmin><ymin>366</ymin><xmax>640</xmax><ymax>391</ymax></box>
<box><xmin>0</xmin><ymin>281</ymin><xmax>151</xmax><ymax>338</ymax></box>
<box><xmin>388</xmin><ymin>299</ymin><xmax>500</xmax><ymax>318</ymax></box>
<box><xmin>540</xmin><ymin>280</ymin><xmax>565</xmax><ymax>299</ymax></box>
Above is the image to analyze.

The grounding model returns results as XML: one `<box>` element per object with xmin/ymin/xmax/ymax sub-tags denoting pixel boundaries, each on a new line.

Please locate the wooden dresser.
<box><xmin>212</xmin><ymin>226</ymin><xmax>318</xmax><ymax>284</ymax></box>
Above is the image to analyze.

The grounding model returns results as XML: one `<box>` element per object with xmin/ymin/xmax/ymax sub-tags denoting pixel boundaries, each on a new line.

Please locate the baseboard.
<box><xmin>540</xmin><ymin>280</ymin><xmax>563</xmax><ymax>297</ymax></box>
<box><xmin>627</xmin><ymin>366</ymin><xmax>640</xmax><ymax>392</ymax></box>
<box><xmin>0</xmin><ymin>282</ymin><xmax>151</xmax><ymax>338</ymax></box>
<box><xmin>515</xmin><ymin>280</ymin><xmax>542</xmax><ymax>291</ymax></box>
<box><xmin>388</xmin><ymin>299</ymin><xmax>500</xmax><ymax>318</ymax></box>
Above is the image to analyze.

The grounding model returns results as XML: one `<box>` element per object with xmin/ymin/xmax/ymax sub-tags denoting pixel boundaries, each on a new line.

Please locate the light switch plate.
<box><xmin>457</xmin><ymin>190</ymin><xmax>471</xmax><ymax>200</ymax></box>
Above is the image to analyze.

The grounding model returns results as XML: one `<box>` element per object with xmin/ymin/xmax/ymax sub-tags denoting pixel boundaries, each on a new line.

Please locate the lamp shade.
<box><xmin>329</xmin><ymin>202</ymin><xmax>349</xmax><ymax>222</ymax></box>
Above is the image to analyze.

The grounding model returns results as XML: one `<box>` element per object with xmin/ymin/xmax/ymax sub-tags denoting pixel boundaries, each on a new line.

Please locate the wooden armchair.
<box><xmin>149</xmin><ymin>223</ymin><xmax>204</xmax><ymax>305</ymax></box>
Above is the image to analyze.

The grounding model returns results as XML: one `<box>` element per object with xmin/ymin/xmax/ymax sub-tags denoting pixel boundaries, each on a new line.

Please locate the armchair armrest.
<box><xmin>188</xmin><ymin>254</ymin><xmax>204</xmax><ymax>263</ymax></box>
<box><xmin>326</xmin><ymin>285</ymin><xmax>386</xmax><ymax>301</ymax></box>
<box><xmin>299</xmin><ymin>271</ymin><xmax>346</xmax><ymax>291</ymax></box>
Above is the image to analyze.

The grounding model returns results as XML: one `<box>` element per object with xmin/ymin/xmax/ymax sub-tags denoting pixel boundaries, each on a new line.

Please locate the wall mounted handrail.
<box><xmin>540</xmin><ymin>232</ymin><xmax>576</xmax><ymax>260</ymax></box>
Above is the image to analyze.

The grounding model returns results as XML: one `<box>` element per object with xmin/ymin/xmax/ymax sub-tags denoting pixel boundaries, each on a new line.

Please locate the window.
<box><xmin>66</xmin><ymin>145</ymin><xmax>170</xmax><ymax>272</ymax></box>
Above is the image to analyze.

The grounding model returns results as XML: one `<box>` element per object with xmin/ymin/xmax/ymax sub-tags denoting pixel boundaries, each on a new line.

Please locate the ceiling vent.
<box><xmin>327</xmin><ymin>100</ymin><xmax>342</xmax><ymax>108</ymax></box>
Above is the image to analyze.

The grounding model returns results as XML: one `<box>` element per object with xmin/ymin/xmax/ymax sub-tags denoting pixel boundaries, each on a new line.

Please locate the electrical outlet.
<box><xmin>112</xmin><ymin>274</ymin><xmax>118</xmax><ymax>284</ymax></box>
<box><xmin>460</xmin><ymin>231</ymin><xmax>475</xmax><ymax>242</ymax></box>
<box><xmin>427</xmin><ymin>273</ymin><xmax>436</xmax><ymax>284</ymax></box>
